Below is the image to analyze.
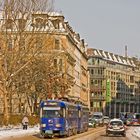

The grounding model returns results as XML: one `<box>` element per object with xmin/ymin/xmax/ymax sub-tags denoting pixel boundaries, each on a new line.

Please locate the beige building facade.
<box><xmin>87</xmin><ymin>48</ymin><xmax>140</xmax><ymax>118</ymax></box>
<box><xmin>0</xmin><ymin>12</ymin><xmax>89</xmax><ymax>114</ymax></box>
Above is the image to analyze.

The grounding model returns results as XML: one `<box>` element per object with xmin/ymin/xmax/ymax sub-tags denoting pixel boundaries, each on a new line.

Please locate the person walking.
<box><xmin>22</xmin><ymin>115</ymin><xmax>29</xmax><ymax>130</ymax></box>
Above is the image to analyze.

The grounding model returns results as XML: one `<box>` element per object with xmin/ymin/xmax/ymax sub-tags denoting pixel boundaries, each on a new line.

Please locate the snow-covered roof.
<box><xmin>0</xmin><ymin>11</ymin><xmax>87</xmax><ymax>54</ymax></box>
<box><xmin>112</xmin><ymin>54</ymin><xmax>118</xmax><ymax>62</ymax></box>
<box><xmin>48</xmin><ymin>12</ymin><xmax>63</xmax><ymax>17</ymax></box>
<box><xmin>87</xmin><ymin>48</ymin><xmax>136</xmax><ymax>67</ymax></box>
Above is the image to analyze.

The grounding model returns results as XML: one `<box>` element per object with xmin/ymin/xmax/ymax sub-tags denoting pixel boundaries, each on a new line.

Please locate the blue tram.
<box><xmin>40</xmin><ymin>100</ymin><xmax>89</xmax><ymax>138</ymax></box>
<box><xmin>77</xmin><ymin>104</ymin><xmax>89</xmax><ymax>133</ymax></box>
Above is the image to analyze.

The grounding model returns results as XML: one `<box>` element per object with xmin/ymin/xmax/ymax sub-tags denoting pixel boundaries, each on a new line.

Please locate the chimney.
<box><xmin>125</xmin><ymin>45</ymin><xmax>127</xmax><ymax>58</ymax></box>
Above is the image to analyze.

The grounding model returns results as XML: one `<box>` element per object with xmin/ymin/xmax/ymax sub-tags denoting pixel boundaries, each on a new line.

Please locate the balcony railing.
<box><xmin>115</xmin><ymin>98</ymin><xmax>136</xmax><ymax>103</ymax></box>
<box><xmin>90</xmin><ymin>74</ymin><xmax>106</xmax><ymax>79</ymax></box>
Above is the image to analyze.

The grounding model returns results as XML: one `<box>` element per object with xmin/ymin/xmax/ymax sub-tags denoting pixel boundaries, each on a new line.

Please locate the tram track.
<box><xmin>64</xmin><ymin>126</ymin><xmax>105</xmax><ymax>140</ymax></box>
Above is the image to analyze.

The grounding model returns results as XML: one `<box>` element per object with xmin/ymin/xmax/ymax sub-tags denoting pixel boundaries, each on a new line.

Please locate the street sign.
<box><xmin>106</xmin><ymin>79</ymin><xmax>111</xmax><ymax>103</ymax></box>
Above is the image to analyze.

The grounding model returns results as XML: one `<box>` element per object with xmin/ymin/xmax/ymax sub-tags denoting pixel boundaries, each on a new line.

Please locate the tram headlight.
<box><xmin>55</xmin><ymin>124</ymin><xmax>61</xmax><ymax>127</ymax></box>
<box><xmin>41</xmin><ymin>124</ymin><xmax>46</xmax><ymax>127</ymax></box>
<box><xmin>44</xmin><ymin>102</ymin><xmax>47</xmax><ymax>105</ymax></box>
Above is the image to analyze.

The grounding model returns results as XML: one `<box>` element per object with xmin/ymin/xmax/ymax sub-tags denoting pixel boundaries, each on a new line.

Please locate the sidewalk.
<box><xmin>0</xmin><ymin>125</ymin><xmax>39</xmax><ymax>139</ymax></box>
<box><xmin>132</xmin><ymin>127</ymin><xmax>140</xmax><ymax>140</ymax></box>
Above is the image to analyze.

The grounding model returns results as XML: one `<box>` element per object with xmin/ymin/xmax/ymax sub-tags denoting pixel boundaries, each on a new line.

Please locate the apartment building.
<box><xmin>0</xmin><ymin>12</ymin><xmax>89</xmax><ymax>114</ymax></box>
<box><xmin>87</xmin><ymin>48</ymin><xmax>140</xmax><ymax>118</ymax></box>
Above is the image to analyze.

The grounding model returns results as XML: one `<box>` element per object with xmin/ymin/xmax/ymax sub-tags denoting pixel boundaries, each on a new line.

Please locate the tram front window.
<box><xmin>43</xmin><ymin>110</ymin><xmax>62</xmax><ymax>118</ymax></box>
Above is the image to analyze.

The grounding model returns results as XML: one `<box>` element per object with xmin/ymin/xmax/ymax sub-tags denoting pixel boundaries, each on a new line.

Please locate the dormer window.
<box><xmin>52</xmin><ymin>19</ymin><xmax>60</xmax><ymax>29</ymax></box>
<box><xmin>35</xmin><ymin>17</ymin><xmax>44</xmax><ymax>28</ymax></box>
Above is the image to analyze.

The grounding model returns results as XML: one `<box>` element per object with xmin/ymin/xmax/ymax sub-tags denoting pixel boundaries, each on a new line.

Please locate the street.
<box><xmin>3</xmin><ymin>126</ymin><xmax>139</xmax><ymax>140</ymax></box>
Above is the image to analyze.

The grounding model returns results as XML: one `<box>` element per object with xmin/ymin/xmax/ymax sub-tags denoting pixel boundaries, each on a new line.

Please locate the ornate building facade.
<box><xmin>0</xmin><ymin>12</ymin><xmax>89</xmax><ymax>115</ymax></box>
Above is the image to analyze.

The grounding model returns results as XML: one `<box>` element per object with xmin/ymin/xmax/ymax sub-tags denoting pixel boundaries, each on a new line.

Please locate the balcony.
<box><xmin>90</xmin><ymin>86</ymin><xmax>106</xmax><ymax>92</ymax></box>
<box><xmin>90</xmin><ymin>95</ymin><xmax>106</xmax><ymax>101</ymax></box>
<box><xmin>115</xmin><ymin>97</ymin><xmax>136</xmax><ymax>103</ymax></box>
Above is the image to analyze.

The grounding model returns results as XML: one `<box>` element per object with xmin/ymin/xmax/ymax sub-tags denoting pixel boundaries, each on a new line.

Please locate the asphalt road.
<box><xmin>4</xmin><ymin>126</ymin><xmax>139</xmax><ymax>140</ymax></box>
<box><xmin>75</xmin><ymin>126</ymin><xmax>138</xmax><ymax>140</ymax></box>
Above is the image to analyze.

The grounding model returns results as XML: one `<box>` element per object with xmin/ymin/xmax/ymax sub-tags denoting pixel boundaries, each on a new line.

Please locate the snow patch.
<box><xmin>132</xmin><ymin>127</ymin><xmax>140</xmax><ymax>139</ymax></box>
<box><xmin>0</xmin><ymin>125</ymin><xmax>39</xmax><ymax>139</ymax></box>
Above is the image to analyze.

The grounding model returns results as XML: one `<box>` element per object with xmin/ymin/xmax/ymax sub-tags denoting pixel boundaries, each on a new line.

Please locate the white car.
<box><xmin>106</xmin><ymin>118</ymin><xmax>126</xmax><ymax>137</ymax></box>
<box><xmin>103</xmin><ymin>116</ymin><xmax>110</xmax><ymax>124</ymax></box>
<box><xmin>92</xmin><ymin>112</ymin><xmax>104</xmax><ymax>126</ymax></box>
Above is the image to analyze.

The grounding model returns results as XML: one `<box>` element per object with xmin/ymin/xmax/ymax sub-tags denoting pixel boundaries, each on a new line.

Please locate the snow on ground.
<box><xmin>131</xmin><ymin>127</ymin><xmax>140</xmax><ymax>139</ymax></box>
<box><xmin>0</xmin><ymin>125</ymin><xmax>40</xmax><ymax>139</ymax></box>
<box><xmin>0</xmin><ymin>125</ymin><xmax>140</xmax><ymax>140</ymax></box>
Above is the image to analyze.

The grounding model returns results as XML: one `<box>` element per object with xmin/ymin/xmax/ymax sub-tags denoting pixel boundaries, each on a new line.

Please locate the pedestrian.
<box><xmin>22</xmin><ymin>115</ymin><xmax>29</xmax><ymax>130</ymax></box>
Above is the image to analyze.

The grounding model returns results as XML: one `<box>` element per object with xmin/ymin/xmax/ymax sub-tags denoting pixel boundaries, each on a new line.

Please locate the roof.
<box><xmin>87</xmin><ymin>48</ymin><xmax>136</xmax><ymax>67</ymax></box>
<box><xmin>0</xmin><ymin>11</ymin><xmax>87</xmax><ymax>54</ymax></box>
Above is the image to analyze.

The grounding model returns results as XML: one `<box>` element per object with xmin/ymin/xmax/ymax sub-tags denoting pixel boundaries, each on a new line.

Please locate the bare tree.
<box><xmin>11</xmin><ymin>46</ymin><xmax>75</xmax><ymax>115</ymax></box>
<box><xmin>0</xmin><ymin>0</ymin><xmax>54</xmax><ymax>124</ymax></box>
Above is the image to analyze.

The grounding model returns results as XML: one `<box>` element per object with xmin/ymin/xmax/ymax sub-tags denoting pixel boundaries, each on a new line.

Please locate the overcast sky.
<box><xmin>54</xmin><ymin>0</ymin><xmax>140</xmax><ymax>58</ymax></box>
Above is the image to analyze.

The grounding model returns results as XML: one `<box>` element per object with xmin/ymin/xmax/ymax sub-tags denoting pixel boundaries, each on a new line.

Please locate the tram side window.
<box><xmin>63</xmin><ymin>108</ymin><xmax>66</xmax><ymax>117</ymax></box>
<box><xmin>68</xmin><ymin>109</ymin><xmax>76</xmax><ymax>118</ymax></box>
<box><xmin>78</xmin><ymin>110</ymin><xmax>81</xmax><ymax>118</ymax></box>
<box><xmin>75</xmin><ymin>109</ymin><xmax>78</xmax><ymax>118</ymax></box>
<box><xmin>66</xmin><ymin>108</ymin><xmax>68</xmax><ymax>118</ymax></box>
<box><xmin>40</xmin><ymin>108</ymin><xmax>42</xmax><ymax>118</ymax></box>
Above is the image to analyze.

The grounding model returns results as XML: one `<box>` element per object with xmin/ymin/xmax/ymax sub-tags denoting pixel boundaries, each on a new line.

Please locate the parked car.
<box><xmin>103</xmin><ymin>116</ymin><xmax>110</xmax><ymax>124</ymax></box>
<box><xmin>106</xmin><ymin>118</ymin><xmax>126</xmax><ymax>137</ymax></box>
<box><xmin>92</xmin><ymin>112</ymin><xmax>104</xmax><ymax>126</ymax></box>
<box><xmin>88</xmin><ymin>118</ymin><xmax>96</xmax><ymax>128</ymax></box>
<box><xmin>127</xmin><ymin>113</ymin><xmax>140</xmax><ymax>126</ymax></box>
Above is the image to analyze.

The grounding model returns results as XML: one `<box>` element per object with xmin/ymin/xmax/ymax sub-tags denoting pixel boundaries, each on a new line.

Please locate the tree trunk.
<box><xmin>26</xmin><ymin>95</ymin><xmax>32</xmax><ymax>115</ymax></box>
<box><xmin>4</xmin><ymin>92</ymin><xmax>9</xmax><ymax>125</ymax></box>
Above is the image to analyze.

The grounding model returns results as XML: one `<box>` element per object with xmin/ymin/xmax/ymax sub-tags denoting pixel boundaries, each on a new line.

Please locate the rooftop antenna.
<box><xmin>125</xmin><ymin>45</ymin><xmax>127</xmax><ymax>58</ymax></box>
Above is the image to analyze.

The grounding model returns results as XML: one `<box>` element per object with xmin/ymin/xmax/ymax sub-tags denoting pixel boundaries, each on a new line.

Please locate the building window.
<box><xmin>130</xmin><ymin>76</ymin><xmax>134</xmax><ymax>83</ymax></box>
<box><xmin>91</xmin><ymin>79</ymin><xmax>93</xmax><ymax>85</ymax></box>
<box><xmin>94</xmin><ymin>80</ymin><xmax>98</xmax><ymax>85</ymax></box>
<box><xmin>90</xmin><ymin>102</ymin><xmax>93</xmax><ymax>107</ymax></box>
<box><xmin>97</xmin><ymin>59</ymin><xmax>100</xmax><ymax>64</ymax></box>
<box><xmin>98</xmin><ymin>69</ymin><xmax>100</xmax><ymax>74</ymax></box>
<box><xmin>91</xmin><ymin>93</ymin><xmax>94</xmax><ymax>97</ymax></box>
<box><xmin>91</xmin><ymin>69</ymin><xmax>94</xmax><ymax>74</ymax></box>
<box><xmin>54</xmin><ymin>59</ymin><xmax>57</xmax><ymax>68</ymax></box>
<box><xmin>59</xmin><ymin>59</ymin><xmax>62</xmax><ymax>71</ymax></box>
<box><xmin>55</xmin><ymin>39</ymin><xmax>60</xmax><ymax>50</ymax></box>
